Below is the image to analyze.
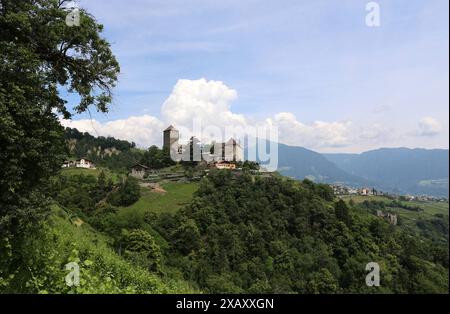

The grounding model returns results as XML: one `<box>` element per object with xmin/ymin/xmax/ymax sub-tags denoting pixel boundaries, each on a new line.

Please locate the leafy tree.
<box><xmin>315</xmin><ymin>183</ymin><xmax>334</xmax><ymax>202</ymax></box>
<box><xmin>242</xmin><ymin>160</ymin><xmax>260</xmax><ymax>170</ymax></box>
<box><xmin>1</xmin><ymin>0</ymin><xmax>119</xmax><ymax>221</ymax></box>
<box><xmin>172</xmin><ymin>218</ymin><xmax>201</xmax><ymax>254</ymax></box>
<box><xmin>0</xmin><ymin>0</ymin><xmax>119</xmax><ymax>286</ymax></box>
<box><xmin>349</xmin><ymin>199</ymin><xmax>355</xmax><ymax>207</ymax></box>
<box><xmin>108</xmin><ymin>177</ymin><xmax>141</xmax><ymax>207</ymax></box>
<box><xmin>122</xmin><ymin>229</ymin><xmax>162</xmax><ymax>272</ymax></box>
<box><xmin>140</xmin><ymin>145</ymin><xmax>175</xmax><ymax>169</ymax></box>
<box><xmin>334</xmin><ymin>199</ymin><xmax>351</xmax><ymax>226</ymax></box>
<box><xmin>306</xmin><ymin>268</ymin><xmax>340</xmax><ymax>294</ymax></box>
<box><xmin>97</xmin><ymin>170</ymin><xmax>107</xmax><ymax>192</ymax></box>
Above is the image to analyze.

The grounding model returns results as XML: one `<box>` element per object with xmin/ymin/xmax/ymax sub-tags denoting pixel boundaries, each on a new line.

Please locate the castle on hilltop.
<box><xmin>163</xmin><ymin>125</ymin><xmax>243</xmax><ymax>163</ymax></box>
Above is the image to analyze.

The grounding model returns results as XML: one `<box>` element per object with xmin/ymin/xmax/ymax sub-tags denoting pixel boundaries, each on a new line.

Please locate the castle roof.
<box><xmin>164</xmin><ymin>125</ymin><xmax>177</xmax><ymax>132</ymax></box>
<box><xmin>76</xmin><ymin>157</ymin><xmax>94</xmax><ymax>163</ymax></box>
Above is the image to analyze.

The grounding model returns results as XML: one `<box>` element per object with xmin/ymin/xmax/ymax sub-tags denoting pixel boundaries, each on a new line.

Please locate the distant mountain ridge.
<box><xmin>247</xmin><ymin>141</ymin><xmax>372</xmax><ymax>186</ymax></box>
<box><xmin>248</xmin><ymin>140</ymin><xmax>448</xmax><ymax>196</ymax></box>
<box><xmin>324</xmin><ymin>147</ymin><xmax>449</xmax><ymax>197</ymax></box>
<box><xmin>276</xmin><ymin>143</ymin><xmax>370</xmax><ymax>186</ymax></box>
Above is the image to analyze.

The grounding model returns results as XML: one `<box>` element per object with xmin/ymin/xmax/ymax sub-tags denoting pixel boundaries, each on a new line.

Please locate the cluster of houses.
<box><xmin>331</xmin><ymin>184</ymin><xmax>448</xmax><ymax>202</ymax></box>
<box><xmin>331</xmin><ymin>184</ymin><xmax>384</xmax><ymax>196</ymax></box>
<box><xmin>62</xmin><ymin>158</ymin><xmax>96</xmax><ymax>169</ymax></box>
<box><xmin>404</xmin><ymin>194</ymin><xmax>447</xmax><ymax>202</ymax></box>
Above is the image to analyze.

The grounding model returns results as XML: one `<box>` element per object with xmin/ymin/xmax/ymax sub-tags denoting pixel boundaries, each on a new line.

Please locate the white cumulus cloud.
<box><xmin>62</xmin><ymin>79</ymin><xmax>358</xmax><ymax>151</ymax></box>
<box><xmin>161</xmin><ymin>78</ymin><xmax>246</xmax><ymax>131</ymax></box>
<box><xmin>417</xmin><ymin>116</ymin><xmax>442</xmax><ymax>136</ymax></box>
<box><xmin>273</xmin><ymin>112</ymin><xmax>351</xmax><ymax>148</ymax></box>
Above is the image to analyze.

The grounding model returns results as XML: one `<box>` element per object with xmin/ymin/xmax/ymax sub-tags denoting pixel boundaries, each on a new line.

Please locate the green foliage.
<box><xmin>65</xmin><ymin>127</ymin><xmax>135</xmax><ymax>151</ymax></box>
<box><xmin>361</xmin><ymin>199</ymin><xmax>423</xmax><ymax>212</ymax></box>
<box><xmin>171</xmin><ymin>219</ymin><xmax>201</xmax><ymax>255</ymax></box>
<box><xmin>64</xmin><ymin>127</ymin><xmax>143</xmax><ymax>172</ymax></box>
<box><xmin>303</xmin><ymin>178</ymin><xmax>334</xmax><ymax>201</ymax></box>
<box><xmin>355</xmin><ymin>198</ymin><xmax>449</xmax><ymax>244</ymax></box>
<box><xmin>50</xmin><ymin>171</ymin><xmax>115</xmax><ymax>213</ymax></box>
<box><xmin>306</xmin><ymin>268</ymin><xmax>340</xmax><ymax>294</ymax></box>
<box><xmin>140</xmin><ymin>145</ymin><xmax>176</xmax><ymax>169</ymax></box>
<box><xmin>1</xmin><ymin>0</ymin><xmax>120</xmax><ymax>118</ymax></box>
<box><xmin>236</xmin><ymin>160</ymin><xmax>260</xmax><ymax>170</ymax></box>
<box><xmin>121</xmin><ymin>229</ymin><xmax>162</xmax><ymax>272</ymax></box>
<box><xmin>335</xmin><ymin>199</ymin><xmax>351</xmax><ymax>226</ymax></box>
<box><xmin>415</xmin><ymin>216</ymin><xmax>449</xmax><ymax>243</ymax></box>
<box><xmin>0</xmin><ymin>206</ymin><xmax>196</xmax><ymax>293</ymax></box>
<box><xmin>108</xmin><ymin>177</ymin><xmax>141</xmax><ymax>207</ymax></box>
<box><xmin>156</xmin><ymin>171</ymin><xmax>448</xmax><ymax>293</ymax></box>
<box><xmin>0</xmin><ymin>0</ymin><xmax>120</xmax><ymax>292</ymax></box>
<box><xmin>349</xmin><ymin>199</ymin><xmax>355</xmax><ymax>207</ymax></box>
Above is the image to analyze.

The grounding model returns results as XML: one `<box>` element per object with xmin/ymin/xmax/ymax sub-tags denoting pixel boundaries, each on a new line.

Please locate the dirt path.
<box><xmin>139</xmin><ymin>182</ymin><xmax>167</xmax><ymax>193</ymax></box>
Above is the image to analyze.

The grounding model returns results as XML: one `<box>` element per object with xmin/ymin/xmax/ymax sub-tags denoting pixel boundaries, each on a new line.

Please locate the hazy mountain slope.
<box><xmin>277</xmin><ymin>143</ymin><xmax>365</xmax><ymax>184</ymax></box>
<box><xmin>247</xmin><ymin>142</ymin><xmax>367</xmax><ymax>186</ymax></box>
<box><xmin>325</xmin><ymin>148</ymin><xmax>449</xmax><ymax>196</ymax></box>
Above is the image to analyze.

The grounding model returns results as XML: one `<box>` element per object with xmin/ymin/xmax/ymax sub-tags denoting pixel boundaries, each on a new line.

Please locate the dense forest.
<box><xmin>152</xmin><ymin>171</ymin><xmax>448</xmax><ymax>293</ymax></box>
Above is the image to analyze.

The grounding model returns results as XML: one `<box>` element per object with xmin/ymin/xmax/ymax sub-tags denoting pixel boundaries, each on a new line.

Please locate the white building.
<box><xmin>359</xmin><ymin>187</ymin><xmax>372</xmax><ymax>196</ymax></box>
<box><xmin>62</xmin><ymin>160</ymin><xmax>75</xmax><ymax>168</ymax></box>
<box><xmin>76</xmin><ymin>158</ymin><xmax>95</xmax><ymax>169</ymax></box>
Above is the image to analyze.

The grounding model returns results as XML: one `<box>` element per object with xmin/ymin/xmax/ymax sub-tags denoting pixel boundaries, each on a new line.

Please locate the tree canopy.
<box><xmin>153</xmin><ymin>171</ymin><xmax>448</xmax><ymax>293</ymax></box>
<box><xmin>0</xmin><ymin>0</ymin><xmax>120</xmax><ymax>286</ymax></box>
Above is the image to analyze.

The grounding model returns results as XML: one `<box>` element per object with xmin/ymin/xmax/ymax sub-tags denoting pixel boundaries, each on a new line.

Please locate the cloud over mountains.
<box><xmin>61</xmin><ymin>78</ymin><xmax>445</xmax><ymax>152</ymax></box>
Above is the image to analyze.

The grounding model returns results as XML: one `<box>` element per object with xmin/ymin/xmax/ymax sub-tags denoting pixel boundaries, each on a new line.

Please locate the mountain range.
<box><xmin>269</xmin><ymin>144</ymin><xmax>448</xmax><ymax>197</ymax></box>
<box><xmin>324</xmin><ymin>148</ymin><xmax>449</xmax><ymax>197</ymax></box>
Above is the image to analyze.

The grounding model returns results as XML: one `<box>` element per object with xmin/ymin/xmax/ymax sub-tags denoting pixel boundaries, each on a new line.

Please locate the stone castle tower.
<box><xmin>163</xmin><ymin>125</ymin><xmax>179</xmax><ymax>150</ymax></box>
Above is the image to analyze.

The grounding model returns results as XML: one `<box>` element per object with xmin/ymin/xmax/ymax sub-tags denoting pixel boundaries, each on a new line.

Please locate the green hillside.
<box><xmin>61</xmin><ymin>167</ymin><xmax>123</xmax><ymax>183</ymax></box>
<box><xmin>152</xmin><ymin>171</ymin><xmax>448</xmax><ymax>293</ymax></box>
<box><xmin>2</xmin><ymin>163</ymin><xmax>448</xmax><ymax>294</ymax></box>
<box><xmin>340</xmin><ymin>195</ymin><xmax>449</xmax><ymax>217</ymax></box>
<box><xmin>1</xmin><ymin>204</ymin><xmax>197</xmax><ymax>293</ymax></box>
<box><xmin>118</xmin><ymin>182</ymin><xmax>199</xmax><ymax>216</ymax></box>
<box><xmin>1</xmin><ymin>164</ymin><xmax>201</xmax><ymax>293</ymax></box>
<box><xmin>3</xmin><ymin>129</ymin><xmax>448</xmax><ymax>294</ymax></box>
<box><xmin>340</xmin><ymin>195</ymin><xmax>448</xmax><ymax>220</ymax></box>
<box><xmin>340</xmin><ymin>195</ymin><xmax>449</xmax><ymax>243</ymax></box>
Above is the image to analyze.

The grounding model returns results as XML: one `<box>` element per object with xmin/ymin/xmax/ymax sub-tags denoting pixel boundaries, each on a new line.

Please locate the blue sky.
<box><xmin>63</xmin><ymin>0</ymin><xmax>449</xmax><ymax>153</ymax></box>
